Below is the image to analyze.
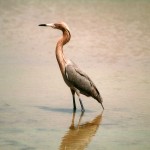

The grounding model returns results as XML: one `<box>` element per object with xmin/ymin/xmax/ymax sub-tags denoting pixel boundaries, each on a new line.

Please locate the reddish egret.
<box><xmin>39</xmin><ymin>22</ymin><xmax>104</xmax><ymax>112</ymax></box>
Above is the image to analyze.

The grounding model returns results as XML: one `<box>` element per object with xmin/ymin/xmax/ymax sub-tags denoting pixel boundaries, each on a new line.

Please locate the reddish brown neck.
<box><xmin>55</xmin><ymin>30</ymin><xmax>71</xmax><ymax>74</ymax></box>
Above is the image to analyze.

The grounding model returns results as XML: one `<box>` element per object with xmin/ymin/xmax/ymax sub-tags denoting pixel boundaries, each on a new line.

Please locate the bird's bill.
<box><xmin>38</xmin><ymin>23</ymin><xmax>55</xmax><ymax>28</ymax></box>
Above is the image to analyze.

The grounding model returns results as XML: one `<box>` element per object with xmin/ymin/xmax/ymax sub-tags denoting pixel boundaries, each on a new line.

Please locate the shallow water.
<box><xmin>0</xmin><ymin>0</ymin><xmax>150</xmax><ymax>150</ymax></box>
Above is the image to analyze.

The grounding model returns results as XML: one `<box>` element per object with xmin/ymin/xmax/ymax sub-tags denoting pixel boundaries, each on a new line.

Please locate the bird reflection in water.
<box><xmin>59</xmin><ymin>112</ymin><xmax>103</xmax><ymax>150</ymax></box>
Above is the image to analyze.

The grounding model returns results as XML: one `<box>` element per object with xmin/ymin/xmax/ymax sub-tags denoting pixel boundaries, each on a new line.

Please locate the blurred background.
<box><xmin>0</xmin><ymin>0</ymin><xmax>150</xmax><ymax>149</ymax></box>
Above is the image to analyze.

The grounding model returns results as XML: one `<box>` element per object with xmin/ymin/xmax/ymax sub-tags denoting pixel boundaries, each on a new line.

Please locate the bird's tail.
<box><xmin>97</xmin><ymin>95</ymin><xmax>104</xmax><ymax>110</ymax></box>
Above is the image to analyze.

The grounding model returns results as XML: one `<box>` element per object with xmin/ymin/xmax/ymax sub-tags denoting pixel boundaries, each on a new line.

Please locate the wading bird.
<box><xmin>39</xmin><ymin>22</ymin><xmax>104</xmax><ymax>112</ymax></box>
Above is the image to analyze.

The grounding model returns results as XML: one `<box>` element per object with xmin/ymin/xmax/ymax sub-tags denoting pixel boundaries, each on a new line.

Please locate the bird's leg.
<box><xmin>76</xmin><ymin>90</ymin><xmax>85</xmax><ymax>112</ymax></box>
<box><xmin>79</xmin><ymin>98</ymin><xmax>85</xmax><ymax>112</ymax></box>
<box><xmin>71</xmin><ymin>89</ymin><xmax>76</xmax><ymax>112</ymax></box>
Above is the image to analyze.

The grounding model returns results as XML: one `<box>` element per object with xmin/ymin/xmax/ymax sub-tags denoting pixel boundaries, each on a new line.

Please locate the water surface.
<box><xmin>0</xmin><ymin>0</ymin><xmax>150</xmax><ymax>149</ymax></box>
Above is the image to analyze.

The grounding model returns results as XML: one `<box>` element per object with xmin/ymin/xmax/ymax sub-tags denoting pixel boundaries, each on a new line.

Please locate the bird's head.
<box><xmin>39</xmin><ymin>21</ymin><xmax>70</xmax><ymax>32</ymax></box>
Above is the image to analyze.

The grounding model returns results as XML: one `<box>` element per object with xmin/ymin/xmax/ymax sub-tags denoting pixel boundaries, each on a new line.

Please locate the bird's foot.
<box><xmin>81</xmin><ymin>108</ymin><xmax>85</xmax><ymax>113</ymax></box>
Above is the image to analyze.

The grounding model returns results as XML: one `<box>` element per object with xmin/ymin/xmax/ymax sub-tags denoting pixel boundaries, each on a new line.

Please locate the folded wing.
<box><xmin>65</xmin><ymin>64</ymin><xmax>102</xmax><ymax>102</ymax></box>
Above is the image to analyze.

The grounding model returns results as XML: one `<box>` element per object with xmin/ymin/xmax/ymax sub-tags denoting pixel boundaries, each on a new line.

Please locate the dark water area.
<box><xmin>0</xmin><ymin>0</ymin><xmax>150</xmax><ymax>149</ymax></box>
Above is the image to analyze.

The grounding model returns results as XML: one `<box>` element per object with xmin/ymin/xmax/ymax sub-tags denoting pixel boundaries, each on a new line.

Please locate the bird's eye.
<box><xmin>53</xmin><ymin>24</ymin><xmax>57</xmax><ymax>28</ymax></box>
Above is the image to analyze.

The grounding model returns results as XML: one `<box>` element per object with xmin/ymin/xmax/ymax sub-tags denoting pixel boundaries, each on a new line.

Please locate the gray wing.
<box><xmin>65</xmin><ymin>64</ymin><xmax>100</xmax><ymax>99</ymax></box>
